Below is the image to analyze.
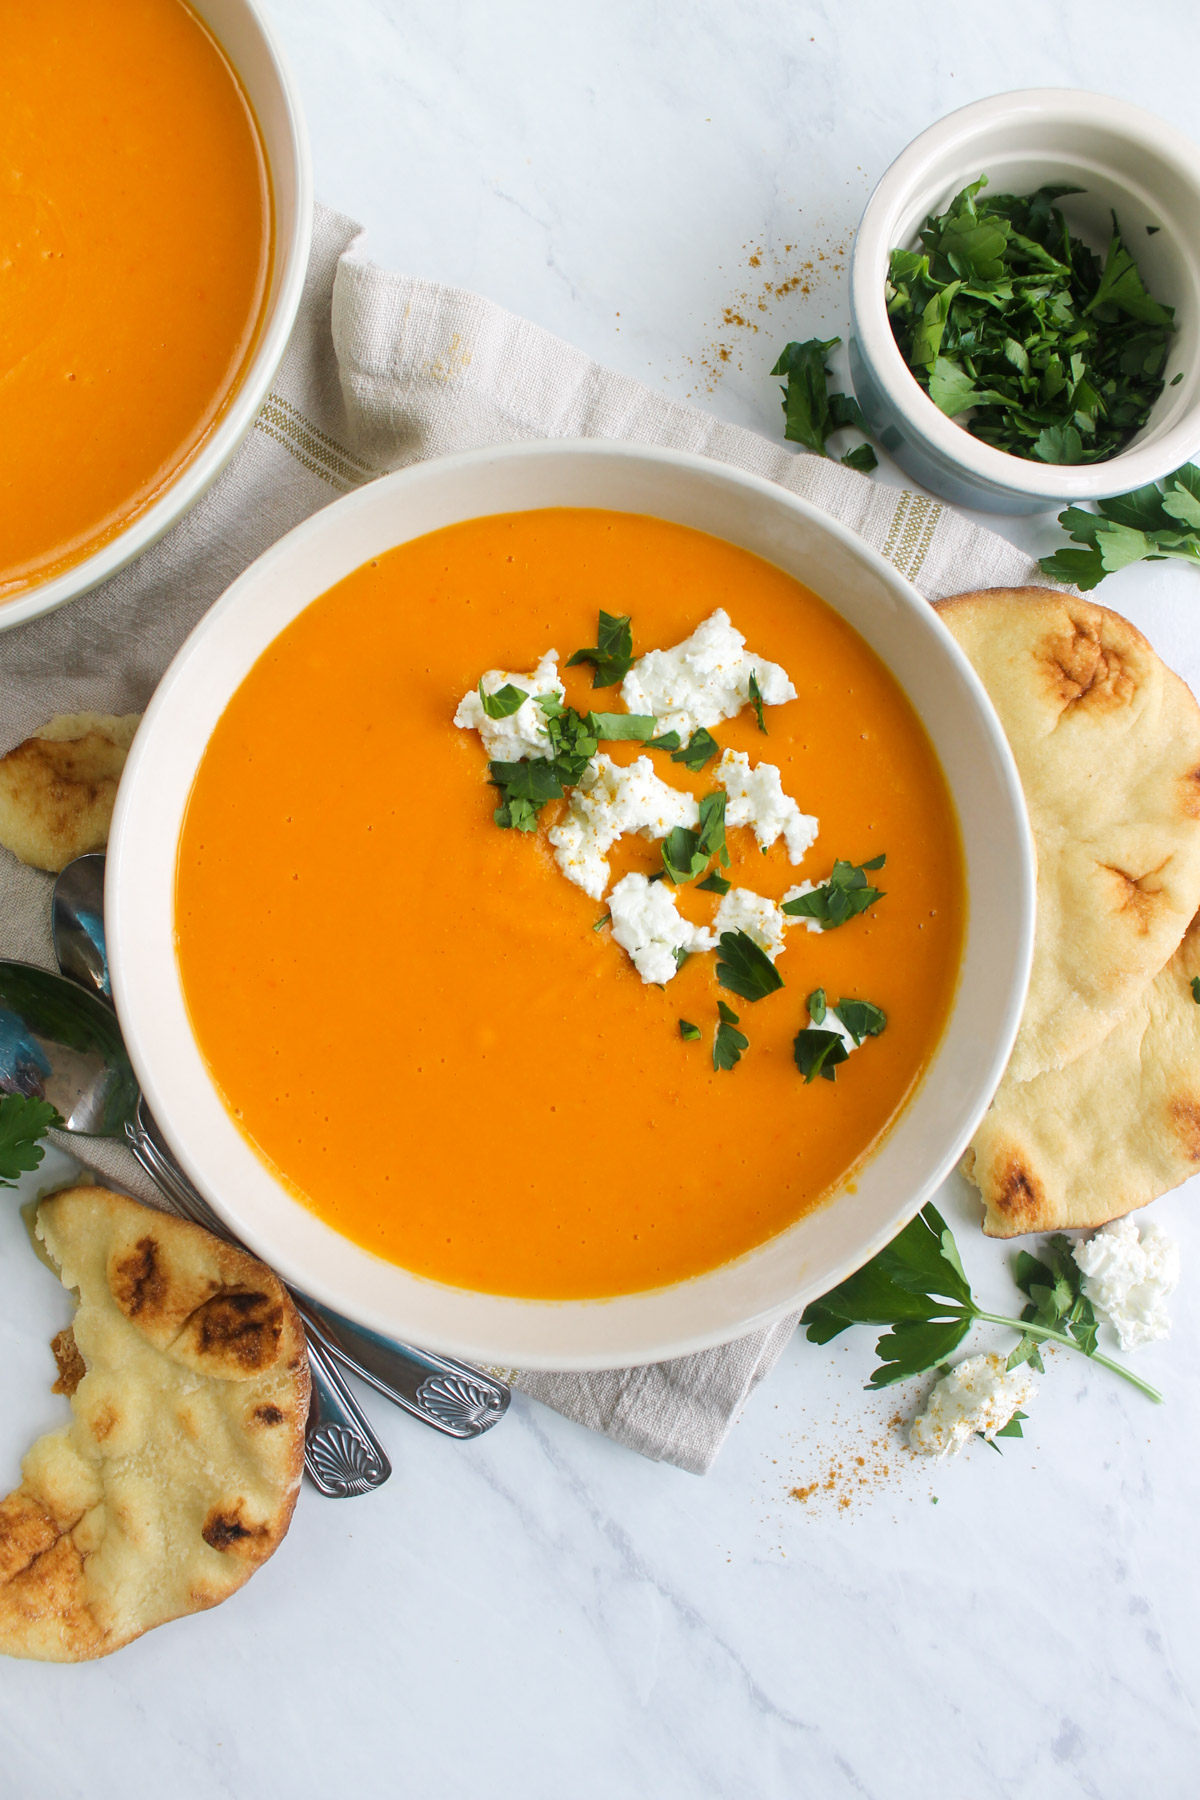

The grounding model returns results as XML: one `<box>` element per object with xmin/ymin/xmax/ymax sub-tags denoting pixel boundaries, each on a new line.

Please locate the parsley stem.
<box><xmin>973</xmin><ymin>1310</ymin><xmax>1163</xmax><ymax>1404</ymax></box>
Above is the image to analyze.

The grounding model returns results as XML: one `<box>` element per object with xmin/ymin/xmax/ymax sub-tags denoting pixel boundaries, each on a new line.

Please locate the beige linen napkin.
<box><xmin>0</xmin><ymin>206</ymin><xmax>1051</xmax><ymax>1474</ymax></box>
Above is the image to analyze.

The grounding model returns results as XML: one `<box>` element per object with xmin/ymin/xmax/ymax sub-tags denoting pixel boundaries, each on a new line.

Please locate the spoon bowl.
<box><xmin>52</xmin><ymin>854</ymin><xmax>111</xmax><ymax>1003</ymax></box>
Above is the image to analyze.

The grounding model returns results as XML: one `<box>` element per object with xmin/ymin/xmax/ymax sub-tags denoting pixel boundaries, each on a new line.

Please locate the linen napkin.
<box><xmin>0</xmin><ymin>206</ymin><xmax>1051</xmax><ymax>1474</ymax></box>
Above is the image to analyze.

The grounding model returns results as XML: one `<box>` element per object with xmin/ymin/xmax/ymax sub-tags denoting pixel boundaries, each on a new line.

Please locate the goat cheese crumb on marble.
<box><xmin>608</xmin><ymin>872</ymin><xmax>716</xmax><ymax>984</ymax></box>
<box><xmin>715</xmin><ymin>749</ymin><xmax>818</xmax><ymax>863</ymax></box>
<box><xmin>620</xmin><ymin>608</ymin><xmax>797</xmax><ymax>739</ymax></box>
<box><xmin>1072</xmin><ymin>1216</ymin><xmax>1180</xmax><ymax>1350</ymax></box>
<box><xmin>548</xmin><ymin>754</ymin><xmax>699</xmax><ymax>899</ymax></box>
<box><xmin>453</xmin><ymin>650</ymin><xmax>565</xmax><ymax>761</ymax></box>
<box><xmin>713</xmin><ymin>887</ymin><xmax>788</xmax><ymax>960</ymax></box>
<box><xmin>909</xmin><ymin>1353</ymin><xmax>1038</xmax><ymax>1459</ymax></box>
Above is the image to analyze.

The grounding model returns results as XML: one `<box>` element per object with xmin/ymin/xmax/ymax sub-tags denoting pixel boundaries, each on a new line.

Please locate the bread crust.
<box><xmin>0</xmin><ymin>713</ymin><xmax>141</xmax><ymax>872</ymax></box>
<box><xmin>0</xmin><ymin>1188</ymin><xmax>309</xmax><ymax>1663</ymax></box>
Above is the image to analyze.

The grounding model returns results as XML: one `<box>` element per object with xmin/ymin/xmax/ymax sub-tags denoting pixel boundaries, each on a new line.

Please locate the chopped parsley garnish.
<box><xmin>661</xmin><ymin>792</ymin><xmax>728</xmax><ymax>884</ymax></box>
<box><xmin>887</xmin><ymin>178</ymin><xmax>1176</xmax><ymax>464</ymax></box>
<box><xmin>793</xmin><ymin>990</ymin><xmax>886</xmax><ymax>1083</ymax></box>
<box><xmin>670</xmin><ymin>728</ymin><xmax>720</xmax><ymax>773</ymax></box>
<box><xmin>713</xmin><ymin>1001</ymin><xmax>748</xmax><ymax>1072</ymax></box>
<box><xmin>1038</xmin><ymin>463</ymin><xmax>1200</xmax><ymax>589</ymax></box>
<box><xmin>679</xmin><ymin>1019</ymin><xmax>702</xmax><ymax>1042</ymax></box>
<box><xmin>648</xmin><ymin>729</ymin><xmax>682</xmax><ymax>752</ymax></box>
<box><xmin>800</xmin><ymin>1203</ymin><xmax>1162</xmax><ymax>1402</ymax></box>
<box><xmin>834</xmin><ymin>997</ymin><xmax>887</xmax><ymax>1043</ymax></box>
<box><xmin>715</xmin><ymin>929</ymin><xmax>784</xmax><ymax>1003</ymax></box>
<box><xmin>697</xmin><ymin>871</ymin><xmax>731</xmax><ymax>895</ymax></box>
<box><xmin>0</xmin><ymin>1094</ymin><xmax>59</xmax><ymax>1188</ymax></box>
<box><xmin>840</xmin><ymin>442</ymin><xmax>879</xmax><ymax>474</ymax></box>
<box><xmin>782</xmin><ymin>854</ymin><xmax>886</xmax><ymax>929</ymax></box>
<box><xmin>793</xmin><ymin>1028</ymin><xmax>848</xmax><ymax>1084</ymax></box>
<box><xmin>490</xmin><ymin>705</ymin><xmax>601</xmax><ymax>830</ymax></box>
<box><xmin>587</xmin><ymin>712</ymin><xmax>658</xmax><ymax>740</ymax></box>
<box><xmin>748</xmin><ymin>670</ymin><xmax>767</xmax><ymax>734</ymax></box>
<box><xmin>567</xmin><ymin>610</ymin><xmax>634</xmax><ymax>688</ymax></box>
<box><xmin>771</xmin><ymin>336</ymin><xmax>876</xmax><ymax>467</ymax></box>
<box><xmin>479</xmin><ymin>681</ymin><xmax>529</xmax><ymax>719</ymax></box>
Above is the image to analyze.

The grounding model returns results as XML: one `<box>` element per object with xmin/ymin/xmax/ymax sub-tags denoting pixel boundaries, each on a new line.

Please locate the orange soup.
<box><xmin>0</xmin><ymin>0</ymin><xmax>271</xmax><ymax>599</ymax></box>
<box><xmin>176</xmin><ymin>511</ymin><xmax>965</xmax><ymax>1299</ymax></box>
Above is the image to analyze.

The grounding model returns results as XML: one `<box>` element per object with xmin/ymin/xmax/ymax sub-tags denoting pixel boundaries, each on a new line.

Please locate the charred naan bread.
<box><xmin>965</xmin><ymin>913</ymin><xmax>1200</xmax><ymax>1236</ymax></box>
<box><xmin>0</xmin><ymin>712</ymin><xmax>141</xmax><ymax>872</ymax></box>
<box><xmin>936</xmin><ymin>589</ymin><xmax>1200</xmax><ymax>1081</ymax></box>
<box><xmin>0</xmin><ymin>1188</ymin><xmax>309</xmax><ymax>1663</ymax></box>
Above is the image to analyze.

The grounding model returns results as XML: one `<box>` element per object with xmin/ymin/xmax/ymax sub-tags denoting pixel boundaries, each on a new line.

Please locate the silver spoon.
<box><xmin>0</xmin><ymin>957</ymin><xmax>391</xmax><ymax>1499</ymax></box>
<box><xmin>52</xmin><ymin>855</ymin><xmax>510</xmax><ymax>1442</ymax></box>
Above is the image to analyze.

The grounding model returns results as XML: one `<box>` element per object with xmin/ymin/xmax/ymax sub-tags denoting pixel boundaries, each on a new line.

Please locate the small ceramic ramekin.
<box><xmin>849</xmin><ymin>89</ymin><xmax>1200</xmax><ymax>515</ymax></box>
<box><xmin>2</xmin><ymin>0</ymin><xmax>312</xmax><ymax>632</ymax></box>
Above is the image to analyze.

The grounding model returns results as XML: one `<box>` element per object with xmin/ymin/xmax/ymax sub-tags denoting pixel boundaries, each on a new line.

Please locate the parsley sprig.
<box><xmin>1038</xmin><ymin>463</ymin><xmax>1200</xmax><ymax>589</ymax></box>
<box><xmin>783</xmin><ymin>855</ymin><xmax>886</xmax><ymax>930</ymax></box>
<box><xmin>713</xmin><ymin>1000</ymin><xmax>748</xmax><ymax>1071</ymax></box>
<box><xmin>0</xmin><ymin>1094</ymin><xmax>59</xmax><ymax>1188</ymax></box>
<box><xmin>887</xmin><ymin>178</ymin><xmax>1175</xmax><ymax>464</ymax></box>
<box><xmin>771</xmin><ymin>336</ymin><xmax>878</xmax><ymax>471</ymax></box>
<box><xmin>802</xmin><ymin>1202</ymin><xmax>1162</xmax><ymax>1402</ymax></box>
<box><xmin>715</xmin><ymin>929</ymin><xmax>783</xmax><ymax>1003</ymax></box>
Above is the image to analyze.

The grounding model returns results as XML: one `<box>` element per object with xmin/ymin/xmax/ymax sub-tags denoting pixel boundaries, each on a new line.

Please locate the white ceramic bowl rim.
<box><xmin>851</xmin><ymin>87</ymin><xmax>1200</xmax><ymax>502</ymax></box>
<box><xmin>107</xmin><ymin>440</ymin><xmax>1035</xmax><ymax>1369</ymax></box>
<box><xmin>0</xmin><ymin>0</ymin><xmax>313</xmax><ymax>633</ymax></box>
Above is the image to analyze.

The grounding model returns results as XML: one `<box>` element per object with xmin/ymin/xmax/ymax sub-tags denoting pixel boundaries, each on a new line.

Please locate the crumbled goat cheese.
<box><xmin>1072</xmin><ymin>1216</ymin><xmax>1180</xmax><ymax>1351</ymax></box>
<box><xmin>548</xmin><ymin>754</ymin><xmax>699</xmax><ymax>900</ymax></box>
<box><xmin>608</xmin><ymin>872</ymin><xmax>716</xmax><ymax>984</ymax></box>
<box><xmin>453</xmin><ymin>650</ymin><xmax>565</xmax><ymax>761</ymax></box>
<box><xmin>909</xmin><ymin>1353</ymin><xmax>1038</xmax><ymax>1459</ymax></box>
<box><xmin>715</xmin><ymin>749</ymin><xmax>818</xmax><ymax>863</ymax></box>
<box><xmin>620</xmin><ymin>608</ymin><xmax>797</xmax><ymax>739</ymax></box>
<box><xmin>713</xmin><ymin>887</ymin><xmax>788</xmax><ymax>960</ymax></box>
<box><xmin>782</xmin><ymin>880</ymin><xmax>822</xmax><ymax>934</ymax></box>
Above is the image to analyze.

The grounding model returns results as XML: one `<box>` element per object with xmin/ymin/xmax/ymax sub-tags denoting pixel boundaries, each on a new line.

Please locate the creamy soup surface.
<box><xmin>176</xmin><ymin>509</ymin><xmax>965</xmax><ymax>1299</ymax></box>
<box><xmin>1</xmin><ymin>0</ymin><xmax>271</xmax><ymax>599</ymax></box>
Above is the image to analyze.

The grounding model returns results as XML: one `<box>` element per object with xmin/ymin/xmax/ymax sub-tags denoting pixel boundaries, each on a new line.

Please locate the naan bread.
<box><xmin>964</xmin><ymin>913</ymin><xmax>1200</xmax><ymax>1236</ymax></box>
<box><xmin>0</xmin><ymin>712</ymin><xmax>141</xmax><ymax>872</ymax></box>
<box><xmin>936</xmin><ymin>589</ymin><xmax>1200</xmax><ymax>1080</ymax></box>
<box><xmin>0</xmin><ymin>1188</ymin><xmax>309</xmax><ymax>1663</ymax></box>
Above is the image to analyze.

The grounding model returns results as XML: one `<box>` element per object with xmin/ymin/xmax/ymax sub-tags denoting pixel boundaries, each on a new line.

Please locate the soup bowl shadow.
<box><xmin>2</xmin><ymin>0</ymin><xmax>312</xmax><ymax>632</ymax></box>
<box><xmin>107</xmin><ymin>441</ymin><xmax>1034</xmax><ymax>1371</ymax></box>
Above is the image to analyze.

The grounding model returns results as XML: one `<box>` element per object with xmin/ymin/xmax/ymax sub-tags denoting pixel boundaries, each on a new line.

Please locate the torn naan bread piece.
<box><xmin>0</xmin><ymin>712</ymin><xmax>141</xmax><ymax>872</ymax></box>
<box><xmin>965</xmin><ymin>912</ymin><xmax>1200</xmax><ymax>1236</ymax></box>
<box><xmin>935</xmin><ymin>589</ymin><xmax>1200</xmax><ymax>1081</ymax></box>
<box><xmin>0</xmin><ymin>1188</ymin><xmax>309</xmax><ymax>1663</ymax></box>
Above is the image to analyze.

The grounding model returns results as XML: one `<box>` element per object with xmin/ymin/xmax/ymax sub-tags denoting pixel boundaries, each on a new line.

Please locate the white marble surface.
<box><xmin>3</xmin><ymin>1</ymin><xmax>1200</xmax><ymax>1792</ymax></box>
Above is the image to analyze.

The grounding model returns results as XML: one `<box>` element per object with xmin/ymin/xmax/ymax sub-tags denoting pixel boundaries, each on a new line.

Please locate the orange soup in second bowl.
<box><xmin>175</xmin><ymin>509</ymin><xmax>965</xmax><ymax>1301</ymax></box>
<box><xmin>0</xmin><ymin>0</ymin><xmax>271</xmax><ymax>601</ymax></box>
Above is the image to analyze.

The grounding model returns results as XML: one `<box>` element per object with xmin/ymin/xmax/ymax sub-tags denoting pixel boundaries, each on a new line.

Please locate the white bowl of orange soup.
<box><xmin>0</xmin><ymin>0</ymin><xmax>310</xmax><ymax>629</ymax></box>
<box><xmin>107</xmin><ymin>442</ymin><xmax>1034</xmax><ymax>1369</ymax></box>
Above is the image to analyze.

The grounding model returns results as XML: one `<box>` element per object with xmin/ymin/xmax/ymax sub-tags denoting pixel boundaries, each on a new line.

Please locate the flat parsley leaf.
<box><xmin>662</xmin><ymin>792</ymin><xmax>728</xmax><ymax>884</ymax></box>
<box><xmin>770</xmin><ymin>336</ymin><xmax>877</xmax><ymax>467</ymax></box>
<box><xmin>715</xmin><ymin>929</ymin><xmax>784</xmax><ymax>1003</ymax></box>
<box><xmin>793</xmin><ymin>1027</ymin><xmax>848</xmax><ymax>1083</ymax></box>
<box><xmin>648</xmin><ymin>730</ymin><xmax>682</xmax><ymax>752</ymax></box>
<box><xmin>587</xmin><ymin>712</ymin><xmax>658</xmax><ymax>741</ymax></box>
<box><xmin>479</xmin><ymin>681</ymin><xmax>528</xmax><ymax>719</ymax></box>
<box><xmin>834</xmin><ymin>997</ymin><xmax>887</xmax><ymax>1044</ymax></box>
<box><xmin>0</xmin><ymin>1094</ymin><xmax>59</xmax><ymax>1188</ymax></box>
<box><xmin>670</xmin><ymin>728</ymin><xmax>720</xmax><ymax>773</ymax></box>
<box><xmin>567</xmin><ymin>610</ymin><xmax>634</xmax><ymax>688</ymax></box>
<box><xmin>697</xmin><ymin>871</ymin><xmax>731</xmax><ymax>895</ymax></box>
<box><xmin>1039</xmin><ymin>463</ymin><xmax>1200</xmax><ymax>589</ymax></box>
<box><xmin>782</xmin><ymin>854</ymin><xmax>886</xmax><ymax>929</ymax></box>
<box><xmin>712</xmin><ymin>1004</ymin><xmax>748</xmax><ymax>1071</ymax></box>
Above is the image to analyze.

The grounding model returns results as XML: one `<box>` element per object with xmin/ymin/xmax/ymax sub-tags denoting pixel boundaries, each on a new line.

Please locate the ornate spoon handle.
<box><xmin>124</xmin><ymin>1104</ymin><xmax>391</xmax><ymax>1498</ymax></box>
<box><xmin>133</xmin><ymin>1099</ymin><xmax>510</xmax><ymax>1440</ymax></box>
